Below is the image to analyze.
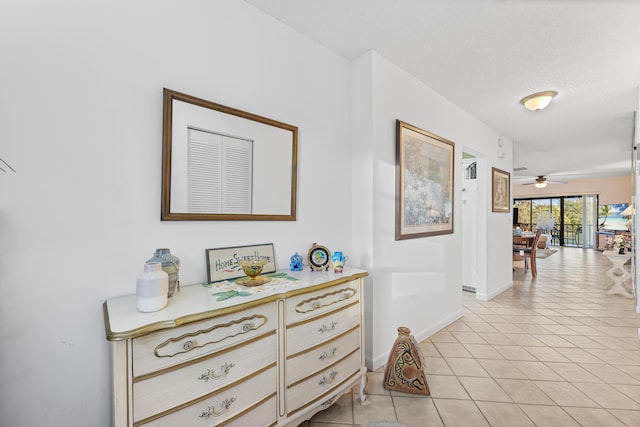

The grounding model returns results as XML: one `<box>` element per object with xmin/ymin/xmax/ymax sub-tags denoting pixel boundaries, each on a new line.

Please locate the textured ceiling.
<box><xmin>244</xmin><ymin>0</ymin><xmax>640</xmax><ymax>183</ymax></box>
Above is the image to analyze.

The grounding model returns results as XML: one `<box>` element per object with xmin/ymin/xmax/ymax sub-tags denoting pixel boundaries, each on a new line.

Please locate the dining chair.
<box><xmin>513</xmin><ymin>229</ymin><xmax>542</xmax><ymax>277</ymax></box>
<box><xmin>512</xmin><ymin>251</ymin><xmax>528</xmax><ymax>271</ymax></box>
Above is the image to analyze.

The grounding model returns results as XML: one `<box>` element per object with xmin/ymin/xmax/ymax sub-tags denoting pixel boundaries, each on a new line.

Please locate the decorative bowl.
<box><xmin>237</xmin><ymin>258</ymin><xmax>271</xmax><ymax>286</ymax></box>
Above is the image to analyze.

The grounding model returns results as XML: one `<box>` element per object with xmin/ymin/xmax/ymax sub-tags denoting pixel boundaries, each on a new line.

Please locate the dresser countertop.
<box><xmin>103</xmin><ymin>268</ymin><xmax>367</xmax><ymax>340</ymax></box>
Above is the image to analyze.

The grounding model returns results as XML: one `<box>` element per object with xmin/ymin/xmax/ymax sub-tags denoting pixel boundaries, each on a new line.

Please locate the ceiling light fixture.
<box><xmin>520</xmin><ymin>91</ymin><xmax>558</xmax><ymax>111</ymax></box>
<box><xmin>534</xmin><ymin>181</ymin><xmax>548</xmax><ymax>189</ymax></box>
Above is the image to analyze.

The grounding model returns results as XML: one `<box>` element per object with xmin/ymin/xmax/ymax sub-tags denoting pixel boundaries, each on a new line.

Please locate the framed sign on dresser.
<box><xmin>103</xmin><ymin>268</ymin><xmax>368</xmax><ymax>426</ymax></box>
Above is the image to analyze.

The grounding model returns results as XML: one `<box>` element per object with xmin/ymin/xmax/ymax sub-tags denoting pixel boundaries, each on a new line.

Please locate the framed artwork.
<box><xmin>395</xmin><ymin>120</ymin><xmax>455</xmax><ymax>240</ymax></box>
<box><xmin>206</xmin><ymin>243</ymin><xmax>276</xmax><ymax>283</ymax></box>
<box><xmin>491</xmin><ymin>167</ymin><xmax>510</xmax><ymax>213</ymax></box>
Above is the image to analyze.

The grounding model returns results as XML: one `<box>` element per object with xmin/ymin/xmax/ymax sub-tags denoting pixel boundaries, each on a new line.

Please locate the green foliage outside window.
<box><xmin>514</xmin><ymin>197</ymin><xmax>584</xmax><ymax>246</ymax></box>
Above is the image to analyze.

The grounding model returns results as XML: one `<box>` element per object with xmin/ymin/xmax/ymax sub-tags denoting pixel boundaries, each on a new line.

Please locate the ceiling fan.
<box><xmin>521</xmin><ymin>176</ymin><xmax>568</xmax><ymax>188</ymax></box>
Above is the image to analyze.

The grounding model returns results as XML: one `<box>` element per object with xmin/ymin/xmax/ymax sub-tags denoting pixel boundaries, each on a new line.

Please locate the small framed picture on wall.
<box><xmin>491</xmin><ymin>167</ymin><xmax>510</xmax><ymax>213</ymax></box>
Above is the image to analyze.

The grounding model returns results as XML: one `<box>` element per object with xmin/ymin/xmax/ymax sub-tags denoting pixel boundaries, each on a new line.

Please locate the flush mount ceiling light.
<box><xmin>520</xmin><ymin>91</ymin><xmax>558</xmax><ymax>111</ymax></box>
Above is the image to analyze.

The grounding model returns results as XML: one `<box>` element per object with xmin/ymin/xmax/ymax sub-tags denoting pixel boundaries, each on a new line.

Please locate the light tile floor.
<box><xmin>301</xmin><ymin>247</ymin><xmax>640</xmax><ymax>426</ymax></box>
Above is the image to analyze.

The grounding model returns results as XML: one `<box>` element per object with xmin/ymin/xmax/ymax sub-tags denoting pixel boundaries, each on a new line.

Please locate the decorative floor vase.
<box><xmin>383</xmin><ymin>326</ymin><xmax>430</xmax><ymax>396</ymax></box>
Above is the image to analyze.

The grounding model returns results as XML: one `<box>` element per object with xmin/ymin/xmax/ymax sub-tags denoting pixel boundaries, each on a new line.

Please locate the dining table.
<box><xmin>513</xmin><ymin>233</ymin><xmax>536</xmax><ymax>248</ymax></box>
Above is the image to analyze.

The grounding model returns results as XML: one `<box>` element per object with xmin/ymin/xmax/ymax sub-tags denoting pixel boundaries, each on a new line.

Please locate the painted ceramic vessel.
<box><xmin>146</xmin><ymin>248</ymin><xmax>180</xmax><ymax>297</ymax></box>
<box><xmin>331</xmin><ymin>251</ymin><xmax>349</xmax><ymax>274</ymax></box>
<box><xmin>383</xmin><ymin>326</ymin><xmax>430</xmax><ymax>396</ymax></box>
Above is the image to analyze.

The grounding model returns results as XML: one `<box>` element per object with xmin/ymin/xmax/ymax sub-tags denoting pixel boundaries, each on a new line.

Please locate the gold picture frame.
<box><xmin>491</xmin><ymin>167</ymin><xmax>510</xmax><ymax>213</ymax></box>
<box><xmin>396</xmin><ymin>120</ymin><xmax>455</xmax><ymax>240</ymax></box>
<box><xmin>162</xmin><ymin>88</ymin><xmax>298</xmax><ymax>221</ymax></box>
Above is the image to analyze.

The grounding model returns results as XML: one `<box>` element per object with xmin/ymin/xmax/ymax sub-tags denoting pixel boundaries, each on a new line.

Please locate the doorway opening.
<box><xmin>462</xmin><ymin>153</ymin><xmax>478</xmax><ymax>293</ymax></box>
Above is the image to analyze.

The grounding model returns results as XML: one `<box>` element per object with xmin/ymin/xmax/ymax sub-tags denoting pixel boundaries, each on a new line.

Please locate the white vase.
<box><xmin>146</xmin><ymin>248</ymin><xmax>180</xmax><ymax>297</ymax></box>
<box><xmin>136</xmin><ymin>262</ymin><xmax>169</xmax><ymax>312</ymax></box>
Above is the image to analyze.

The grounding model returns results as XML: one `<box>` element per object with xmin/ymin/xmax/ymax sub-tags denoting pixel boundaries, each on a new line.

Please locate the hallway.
<box><xmin>305</xmin><ymin>247</ymin><xmax>640</xmax><ymax>426</ymax></box>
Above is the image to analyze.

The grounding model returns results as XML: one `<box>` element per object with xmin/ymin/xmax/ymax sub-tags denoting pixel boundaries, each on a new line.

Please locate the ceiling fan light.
<box><xmin>521</xmin><ymin>91</ymin><xmax>558</xmax><ymax>111</ymax></box>
<box><xmin>534</xmin><ymin>181</ymin><xmax>548</xmax><ymax>188</ymax></box>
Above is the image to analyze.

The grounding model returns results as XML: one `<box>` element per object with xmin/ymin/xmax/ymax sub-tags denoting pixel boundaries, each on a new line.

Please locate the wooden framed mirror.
<box><xmin>161</xmin><ymin>88</ymin><xmax>298</xmax><ymax>220</ymax></box>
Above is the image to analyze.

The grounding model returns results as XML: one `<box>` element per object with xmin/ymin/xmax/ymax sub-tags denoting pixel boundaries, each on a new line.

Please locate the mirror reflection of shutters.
<box><xmin>188</xmin><ymin>128</ymin><xmax>253</xmax><ymax>214</ymax></box>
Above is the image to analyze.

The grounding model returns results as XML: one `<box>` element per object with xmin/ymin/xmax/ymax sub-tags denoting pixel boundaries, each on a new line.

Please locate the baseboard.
<box><xmin>476</xmin><ymin>281</ymin><xmax>513</xmax><ymax>301</ymax></box>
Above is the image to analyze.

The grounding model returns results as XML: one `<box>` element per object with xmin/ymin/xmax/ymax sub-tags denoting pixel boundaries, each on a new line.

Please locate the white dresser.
<box><xmin>103</xmin><ymin>268</ymin><xmax>368</xmax><ymax>426</ymax></box>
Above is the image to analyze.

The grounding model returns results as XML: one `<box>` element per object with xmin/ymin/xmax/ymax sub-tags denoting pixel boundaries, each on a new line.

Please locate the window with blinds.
<box><xmin>188</xmin><ymin>127</ymin><xmax>253</xmax><ymax>214</ymax></box>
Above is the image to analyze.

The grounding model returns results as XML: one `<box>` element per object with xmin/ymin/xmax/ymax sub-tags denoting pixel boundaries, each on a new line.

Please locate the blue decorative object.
<box><xmin>290</xmin><ymin>252</ymin><xmax>304</xmax><ymax>271</ymax></box>
<box><xmin>331</xmin><ymin>251</ymin><xmax>349</xmax><ymax>273</ymax></box>
<box><xmin>331</xmin><ymin>251</ymin><xmax>347</xmax><ymax>261</ymax></box>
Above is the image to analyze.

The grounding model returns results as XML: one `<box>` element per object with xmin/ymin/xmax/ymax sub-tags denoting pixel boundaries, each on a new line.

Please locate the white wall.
<box><xmin>0</xmin><ymin>2</ymin><xmax>353</xmax><ymax>426</ymax></box>
<box><xmin>1</xmin><ymin>2</ymin><xmax>514</xmax><ymax>425</ymax></box>
<box><xmin>351</xmin><ymin>52</ymin><xmax>513</xmax><ymax>369</ymax></box>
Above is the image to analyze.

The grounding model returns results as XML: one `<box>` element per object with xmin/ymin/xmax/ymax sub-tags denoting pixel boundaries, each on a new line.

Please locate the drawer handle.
<box><xmin>199</xmin><ymin>397</ymin><xmax>236</xmax><ymax>419</ymax></box>
<box><xmin>198</xmin><ymin>362</ymin><xmax>235</xmax><ymax>382</ymax></box>
<box><xmin>296</xmin><ymin>288</ymin><xmax>357</xmax><ymax>313</ymax></box>
<box><xmin>318</xmin><ymin>321</ymin><xmax>337</xmax><ymax>334</ymax></box>
<box><xmin>154</xmin><ymin>315</ymin><xmax>267</xmax><ymax>359</ymax></box>
<box><xmin>319</xmin><ymin>347</ymin><xmax>337</xmax><ymax>361</ymax></box>
<box><xmin>319</xmin><ymin>371</ymin><xmax>338</xmax><ymax>386</ymax></box>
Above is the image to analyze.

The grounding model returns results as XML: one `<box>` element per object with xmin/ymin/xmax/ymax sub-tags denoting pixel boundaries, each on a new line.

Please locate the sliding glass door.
<box><xmin>563</xmin><ymin>197</ymin><xmax>582</xmax><ymax>247</ymax></box>
<box><xmin>514</xmin><ymin>195</ymin><xmax>598</xmax><ymax>248</ymax></box>
<box><xmin>583</xmin><ymin>195</ymin><xmax>598</xmax><ymax>249</ymax></box>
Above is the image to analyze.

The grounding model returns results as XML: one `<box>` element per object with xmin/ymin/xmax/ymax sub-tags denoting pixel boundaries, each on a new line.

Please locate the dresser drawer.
<box><xmin>133</xmin><ymin>302</ymin><xmax>277</xmax><ymax>376</ymax></box>
<box><xmin>287</xmin><ymin>327</ymin><xmax>360</xmax><ymax>384</ymax></box>
<box><xmin>286</xmin><ymin>302</ymin><xmax>360</xmax><ymax>355</ymax></box>
<box><xmin>287</xmin><ymin>349</ymin><xmax>361</xmax><ymax>414</ymax></box>
<box><xmin>224</xmin><ymin>394</ymin><xmax>276</xmax><ymax>427</ymax></box>
<box><xmin>137</xmin><ymin>365</ymin><xmax>277</xmax><ymax>427</ymax></box>
<box><xmin>133</xmin><ymin>333</ymin><xmax>276</xmax><ymax>422</ymax></box>
<box><xmin>286</xmin><ymin>281</ymin><xmax>360</xmax><ymax>324</ymax></box>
